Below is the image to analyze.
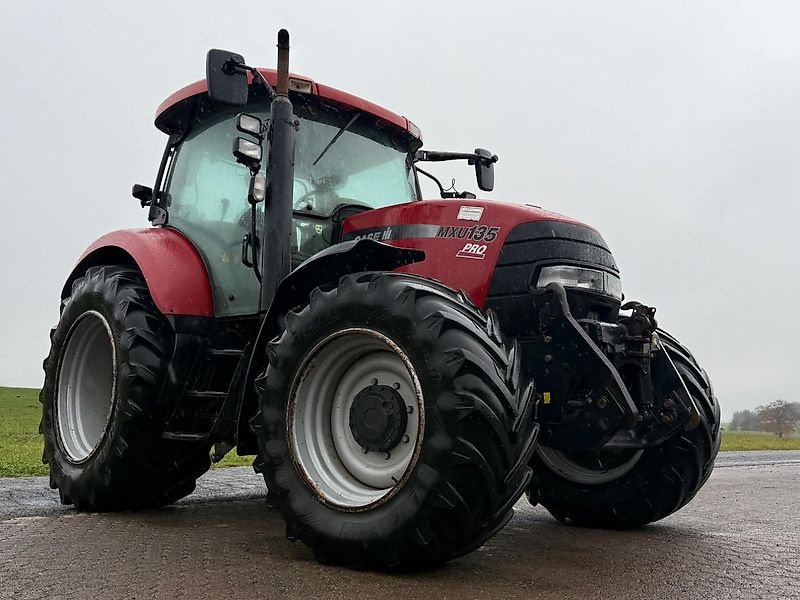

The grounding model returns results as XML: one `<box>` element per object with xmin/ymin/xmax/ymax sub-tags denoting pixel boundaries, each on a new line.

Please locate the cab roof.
<box><xmin>155</xmin><ymin>68</ymin><xmax>421</xmax><ymax>141</ymax></box>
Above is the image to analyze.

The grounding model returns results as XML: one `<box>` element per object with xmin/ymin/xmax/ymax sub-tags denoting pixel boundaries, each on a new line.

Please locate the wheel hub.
<box><xmin>56</xmin><ymin>310</ymin><xmax>117</xmax><ymax>463</ymax></box>
<box><xmin>289</xmin><ymin>328</ymin><xmax>424</xmax><ymax>509</ymax></box>
<box><xmin>349</xmin><ymin>384</ymin><xmax>408</xmax><ymax>452</ymax></box>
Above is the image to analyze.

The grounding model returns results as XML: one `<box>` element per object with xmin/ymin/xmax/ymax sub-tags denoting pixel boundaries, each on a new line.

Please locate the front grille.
<box><xmin>484</xmin><ymin>220</ymin><xmax>619</xmax><ymax>336</ymax></box>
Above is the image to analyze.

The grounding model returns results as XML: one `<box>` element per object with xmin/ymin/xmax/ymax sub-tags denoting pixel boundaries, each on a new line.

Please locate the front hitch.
<box><xmin>601</xmin><ymin>332</ymin><xmax>702</xmax><ymax>449</ymax></box>
<box><xmin>523</xmin><ymin>285</ymin><xmax>702</xmax><ymax>452</ymax></box>
<box><xmin>530</xmin><ymin>283</ymin><xmax>639</xmax><ymax>451</ymax></box>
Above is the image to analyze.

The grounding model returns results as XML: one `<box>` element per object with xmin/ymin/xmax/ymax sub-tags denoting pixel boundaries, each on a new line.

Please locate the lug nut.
<box><xmin>544</xmin><ymin>335</ymin><xmax>553</xmax><ymax>344</ymax></box>
<box><xmin>407</xmin><ymin>406</ymin><xmax>414</xmax><ymax>414</ymax></box>
<box><xmin>544</xmin><ymin>354</ymin><xmax>553</xmax><ymax>363</ymax></box>
<box><xmin>403</xmin><ymin>435</ymin><xmax>410</xmax><ymax>443</ymax></box>
<box><xmin>385</xmin><ymin>452</ymin><xmax>391</xmax><ymax>460</ymax></box>
<box><xmin>393</xmin><ymin>382</ymin><xmax>401</xmax><ymax>389</ymax></box>
<box><xmin>597</xmin><ymin>396</ymin><xmax>609</xmax><ymax>409</ymax></box>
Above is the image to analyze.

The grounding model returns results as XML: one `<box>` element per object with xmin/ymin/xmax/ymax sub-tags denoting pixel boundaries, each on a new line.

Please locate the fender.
<box><xmin>62</xmin><ymin>228</ymin><xmax>213</xmax><ymax>317</ymax></box>
<box><xmin>233</xmin><ymin>239</ymin><xmax>425</xmax><ymax>453</ymax></box>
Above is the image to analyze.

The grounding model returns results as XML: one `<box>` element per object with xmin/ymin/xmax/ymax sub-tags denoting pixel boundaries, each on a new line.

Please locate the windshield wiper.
<box><xmin>312</xmin><ymin>112</ymin><xmax>361</xmax><ymax>166</ymax></box>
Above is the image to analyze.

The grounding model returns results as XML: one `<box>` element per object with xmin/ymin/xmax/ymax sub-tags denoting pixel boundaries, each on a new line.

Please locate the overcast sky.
<box><xmin>1</xmin><ymin>1</ymin><xmax>798</xmax><ymax>420</ymax></box>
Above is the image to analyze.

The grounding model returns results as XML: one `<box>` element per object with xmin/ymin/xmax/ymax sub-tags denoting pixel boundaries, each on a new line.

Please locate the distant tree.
<box><xmin>756</xmin><ymin>400</ymin><xmax>800</xmax><ymax>438</ymax></box>
<box><xmin>730</xmin><ymin>409</ymin><xmax>761</xmax><ymax>431</ymax></box>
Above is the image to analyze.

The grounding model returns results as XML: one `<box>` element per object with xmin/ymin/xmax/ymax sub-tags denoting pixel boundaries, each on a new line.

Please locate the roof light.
<box><xmin>288</xmin><ymin>77</ymin><xmax>313</xmax><ymax>94</ymax></box>
<box><xmin>406</xmin><ymin>119</ymin><xmax>422</xmax><ymax>140</ymax></box>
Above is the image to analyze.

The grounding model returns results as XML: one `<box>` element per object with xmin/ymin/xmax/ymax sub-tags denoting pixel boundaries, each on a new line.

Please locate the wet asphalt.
<box><xmin>1</xmin><ymin>451</ymin><xmax>798</xmax><ymax>600</ymax></box>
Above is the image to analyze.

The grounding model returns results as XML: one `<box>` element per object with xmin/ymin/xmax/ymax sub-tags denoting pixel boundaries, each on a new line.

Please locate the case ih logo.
<box><xmin>456</xmin><ymin>243</ymin><xmax>488</xmax><ymax>260</ymax></box>
<box><xmin>354</xmin><ymin>227</ymin><xmax>393</xmax><ymax>241</ymax></box>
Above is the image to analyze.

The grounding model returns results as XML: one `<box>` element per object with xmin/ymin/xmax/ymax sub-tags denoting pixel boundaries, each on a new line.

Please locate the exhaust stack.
<box><xmin>260</xmin><ymin>29</ymin><xmax>296</xmax><ymax>311</ymax></box>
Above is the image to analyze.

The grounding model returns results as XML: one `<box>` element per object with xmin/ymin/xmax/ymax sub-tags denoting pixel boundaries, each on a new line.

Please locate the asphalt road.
<box><xmin>1</xmin><ymin>451</ymin><xmax>798</xmax><ymax>600</ymax></box>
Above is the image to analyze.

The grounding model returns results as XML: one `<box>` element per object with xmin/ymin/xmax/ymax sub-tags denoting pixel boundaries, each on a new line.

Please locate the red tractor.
<box><xmin>40</xmin><ymin>31</ymin><xmax>720</xmax><ymax>570</ymax></box>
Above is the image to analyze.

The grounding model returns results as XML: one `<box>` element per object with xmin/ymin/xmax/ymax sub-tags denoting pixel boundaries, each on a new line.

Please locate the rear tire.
<box><xmin>40</xmin><ymin>266</ymin><xmax>211</xmax><ymax>511</ymax></box>
<box><xmin>253</xmin><ymin>273</ymin><xmax>539</xmax><ymax>570</ymax></box>
<box><xmin>528</xmin><ymin>329</ymin><xmax>720</xmax><ymax>529</ymax></box>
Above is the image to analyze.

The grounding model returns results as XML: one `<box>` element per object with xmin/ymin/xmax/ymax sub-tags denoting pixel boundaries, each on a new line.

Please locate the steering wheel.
<box><xmin>293</xmin><ymin>174</ymin><xmax>345</xmax><ymax>213</ymax></box>
<box><xmin>293</xmin><ymin>178</ymin><xmax>316</xmax><ymax>211</ymax></box>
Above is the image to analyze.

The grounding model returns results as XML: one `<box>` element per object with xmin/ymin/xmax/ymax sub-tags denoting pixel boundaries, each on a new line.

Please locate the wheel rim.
<box><xmin>536</xmin><ymin>445</ymin><xmax>643</xmax><ymax>485</ymax></box>
<box><xmin>56</xmin><ymin>310</ymin><xmax>117</xmax><ymax>463</ymax></box>
<box><xmin>288</xmin><ymin>328</ymin><xmax>425</xmax><ymax>510</ymax></box>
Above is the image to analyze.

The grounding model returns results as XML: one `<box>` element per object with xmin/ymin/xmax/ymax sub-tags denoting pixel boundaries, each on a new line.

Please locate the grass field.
<box><xmin>0</xmin><ymin>387</ymin><xmax>252</xmax><ymax>477</ymax></box>
<box><xmin>2</xmin><ymin>387</ymin><xmax>799</xmax><ymax>477</ymax></box>
<box><xmin>720</xmin><ymin>430</ymin><xmax>800</xmax><ymax>451</ymax></box>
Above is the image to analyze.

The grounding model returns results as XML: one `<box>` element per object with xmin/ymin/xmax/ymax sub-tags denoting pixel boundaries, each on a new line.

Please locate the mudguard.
<box><xmin>62</xmin><ymin>228</ymin><xmax>213</xmax><ymax>317</ymax></box>
<box><xmin>262</xmin><ymin>238</ymin><xmax>425</xmax><ymax>334</ymax></box>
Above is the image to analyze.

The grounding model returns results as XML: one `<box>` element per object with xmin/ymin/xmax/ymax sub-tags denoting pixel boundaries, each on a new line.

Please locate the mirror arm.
<box><xmin>221</xmin><ymin>57</ymin><xmax>277</xmax><ymax>101</ymax></box>
<box><xmin>247</xmin><ymin>66</ymin><xmax>276</xmax><ymax>101</ymax></box>
<box><xmin>415</xmin><ymin>165</ymin><xmax>447</xmax><ymax>198</ymax></box>
<box><xmin>415</xmin><ymin>150</ymin><xmax>498</xmax><ymax>165</ymax></box>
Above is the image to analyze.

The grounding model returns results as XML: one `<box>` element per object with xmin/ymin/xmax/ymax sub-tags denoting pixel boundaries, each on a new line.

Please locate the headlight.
<box><xmin>536</xmin><ymin>265</ymin><xmax>622</xmax><ymax>300</ymax></box>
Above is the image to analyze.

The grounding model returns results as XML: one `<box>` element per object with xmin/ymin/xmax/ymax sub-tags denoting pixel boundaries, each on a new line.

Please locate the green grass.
<box><xmin>0</xmin><ymin>387</ymin><xmax>255</xmax><ymax>478</ymax></box>
<box><xmin>720</xmin><ymin>430</ymin><xmax>800</xmax><ymax>451</ymax></box>
<box><xmin>3</xmin><ymin>387</ymin><xmax>799</xmax><ymax>477</ymax></box>
<box><xmin>214</xmin><ymin>452</ymin><xmax>254</xmax><ymax>468</ymax></box>
<box><xmin>0</xmin><ymin>387</ymin><xmax>48</xmax><ymax>477</ymax></box>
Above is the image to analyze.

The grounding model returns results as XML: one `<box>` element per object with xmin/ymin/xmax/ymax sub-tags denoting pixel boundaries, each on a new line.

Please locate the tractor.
<box><xmin>40</xmin><ymin>30</ymin><xmax>720</xmax><ymax>570</ymax></box>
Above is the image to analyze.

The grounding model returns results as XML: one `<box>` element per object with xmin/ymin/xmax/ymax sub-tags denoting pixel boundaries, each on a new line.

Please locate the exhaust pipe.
<box><xmin>260</xmin><ymin>29</ymin><xmax>296</xmax><ymax>310</ymax></box>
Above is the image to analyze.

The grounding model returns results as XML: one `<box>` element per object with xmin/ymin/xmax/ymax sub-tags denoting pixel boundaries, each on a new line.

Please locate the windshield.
<box><xmin>163</xmin><ymin>97</ymin><xmax>417</xmax><ymax>317</ymax></box>
<box><xmin>289</xmin><ymin>102</ymin><xmax>418</xmax><ymax>215</ymax></box>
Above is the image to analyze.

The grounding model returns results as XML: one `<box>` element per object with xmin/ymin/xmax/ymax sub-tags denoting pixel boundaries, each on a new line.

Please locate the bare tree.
<box><xmin>756</xmin><ymin>400</ymin><xmax>800</xmax><ymax>438</ymax></box>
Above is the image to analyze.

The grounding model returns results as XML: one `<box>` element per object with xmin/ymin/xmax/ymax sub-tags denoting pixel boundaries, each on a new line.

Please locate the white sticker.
<box><xmin>457</xmin><ymin>206</ymin><xmax>484</xmax><ymax>221</ymax></box>
<box><xmin>456</xmin><ymin>243</ymin><xmax>487</xmax><ymax>259</ymax></box>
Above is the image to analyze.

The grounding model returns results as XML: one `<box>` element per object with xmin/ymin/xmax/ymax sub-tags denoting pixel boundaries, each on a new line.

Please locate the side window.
<box><xmin>166</xmin><ymin>111</ymin><xmax>263</xmax><ymax>317</ymax></box>
<box><xmin>168</xmin><ymin>113</ymin><xmax>254</xmax><ymax>226</ymax></box>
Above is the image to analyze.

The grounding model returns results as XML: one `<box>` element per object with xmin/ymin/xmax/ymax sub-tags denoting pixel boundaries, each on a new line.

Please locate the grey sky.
<box><xmin>1</xmin><ymin>1</ymin><xmax>797</xmax><ymax>420</ymax></box>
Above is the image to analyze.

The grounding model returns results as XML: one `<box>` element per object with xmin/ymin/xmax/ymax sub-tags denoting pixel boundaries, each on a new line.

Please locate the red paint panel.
<box><xmin>342</xmin><ymin>199</ymin><xmax>590</xmax><ymax>307</ymax></box>
<box><xmin>72</xmin><ymin>228</ymin><xmax>213</xmax><ymax>317</ymax></box>
<box><xmin>314</xmin><ymin>82</ymin><xmax>410</xmax><ymax>133</ymax></box>
<box><xmin>155</xmin><ymin>69</ymin><xmax>413</xmax><ymax>136</ymax></box>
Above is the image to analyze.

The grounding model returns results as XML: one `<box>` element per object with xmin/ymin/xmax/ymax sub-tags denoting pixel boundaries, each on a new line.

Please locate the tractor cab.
<box><xmin>150</xmin><ymin>74</ymin><xmax>422</xmax><ymax>316</ymax></box>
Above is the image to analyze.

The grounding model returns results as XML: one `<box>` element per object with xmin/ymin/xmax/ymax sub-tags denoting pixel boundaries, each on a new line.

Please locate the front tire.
<box><xmin>40</xmin><ymin>266</ymin><xmax>211</xmax><ymax>510</ymax></box>
<box><xmin>528</xmin><ymin>329</ymin><xmax>720</xmax><ymax>529</ymax></box>
<box><xmin>253</xmin><ymin>273</ymin><xmax>539</xmax><ymax>570</ymax></box>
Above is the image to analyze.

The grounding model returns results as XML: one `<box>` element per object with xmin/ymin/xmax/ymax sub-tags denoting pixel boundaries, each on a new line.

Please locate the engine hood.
<box><xmin>341</xmin><ymin>198</ymin><xmax>604</xmax><ymax>306</ymax></box>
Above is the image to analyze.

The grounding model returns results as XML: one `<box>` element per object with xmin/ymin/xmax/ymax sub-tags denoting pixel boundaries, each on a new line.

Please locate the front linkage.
<box><xmin>525</xmin><ymin>283</ymin><xmax>702</xmax><ymax>452</ymax></box>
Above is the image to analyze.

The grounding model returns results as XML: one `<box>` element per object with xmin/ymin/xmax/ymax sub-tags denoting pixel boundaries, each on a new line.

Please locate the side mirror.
<box><xmin>206</xmin><ymin>49</ymin><xmax>248</xmax><ymax>106</ymax></box>
<box><xmin>472</xmin><ymin>148</ymin><xmax>498</xmax><ymax>192</ymax></box>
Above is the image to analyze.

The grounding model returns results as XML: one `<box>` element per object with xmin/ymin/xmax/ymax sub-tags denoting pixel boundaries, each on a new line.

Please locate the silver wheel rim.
<box><xmin>56</xmin><ymin>310</ymin><xmax>117</xmax><ymax>463</ymax></box>
<box><xmin>288</xmin><ymin>328</ymin><xmax>425</xmax><ymax>510</ymax></box>
<box><xmin>537</xmin><ymin>445</ymin><xmax>643</xmax><ymax>485</ymax></box>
